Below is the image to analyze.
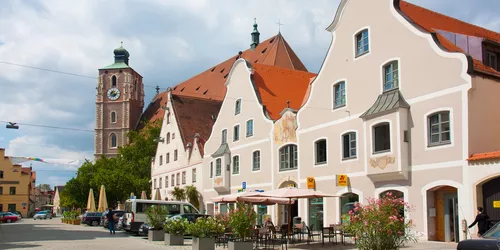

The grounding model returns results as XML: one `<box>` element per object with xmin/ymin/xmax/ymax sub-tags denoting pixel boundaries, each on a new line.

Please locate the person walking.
<box><xmin>106</xmin><ymin>208</ymin><xmax>116</xmax><ymax>235</ymax></box>
<box><xmin>468</xmin><ymin>206</ymin><xmax>490</xmax><ymax>237</ymax></box>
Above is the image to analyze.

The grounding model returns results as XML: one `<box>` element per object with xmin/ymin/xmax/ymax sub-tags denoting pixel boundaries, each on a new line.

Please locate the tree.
<box><xmin>171</xmin><ymin>187</ymin><xmax>186</xmax><ymax>201</ymax></box>
<box><xmin>184</xmin><ymin>185</ymin><xmax>200</xmax><ymax>209</ymax></box>
<box><xmin>37</xmin><ymin>184</ymin><xmax>52</xmax><ymax>192</ymax></box>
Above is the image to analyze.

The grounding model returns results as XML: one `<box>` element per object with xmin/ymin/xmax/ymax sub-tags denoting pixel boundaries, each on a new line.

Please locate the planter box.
<box><xmin>148</xmin><ymin>229</ymin><xmax>165</xmax><ymax>241</ymax></box>
<box><xmin>228</xmin><ymin>241</ymin><xmax>253</xmax><ymax>250</ymax></box>
<box><xmin>73</xmin><ymin>220</ymin><xmax>80</xmax><ymax>225</ymax></box>
<box><xmin>192</xmin><ymin>237</ymin><xmax>215</xmax><ymax>250</ymax></box>
<box><xmin>165</xmin><ymin>233</ymin><xmax>184</xmax><ymax>246</ymax></box>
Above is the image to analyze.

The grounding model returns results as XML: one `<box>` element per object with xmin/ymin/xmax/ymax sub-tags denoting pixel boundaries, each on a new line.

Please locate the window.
<box><xmin>210</xmin><ymin>162</ymin><xmax>214</xmax><ymax>178</ymax></box>
<box><xmin>111</xmin><ymin>112</ymin><xmax>116</xmax><ymax>123</ymax></box>
<box><xmin>355</xmin><ymin>29</ymin><xmax>369</xmax><ymax>56</ymax></box>
<box><xmin>182</xmin><ymin>172</ymin><xmax>186</xmax><ymax>184</ymax></box>
<box><xmin>111</xmin><ymin>75</ymin><xmax>117</xmax><ymax>87</ymax></box>
<box><xmin>428</xmin><ymin>111</ymin><xmax>451</xmax><ymax>146</ymax></box>
<box><xmin>235</xmin><ymin>99</ymin><xmax>241</xmax><ymax>115</ymax></box>
<box><xmin>159</xmin><ymin>155</ymin><xmax>163</xmax><ymax>166</ymax></box>
<box><xmin>383</xmin><ymin>61</ymin><xmax>399</xmax><ymax>91</ymax></box>
<box><xmin>174</xmin><ymin>150</ymin><xmax>178</xmax><ymax>161</ymax></box>
<box><xmin>167</xmin><ymin>133</ymin><xmax>171</xmax><ymax>144</ymax></box>
<box><xmin>167</xmin><ymin>113</ymin><xmax>170</xmax><ymax>124</ymax></box>
<box><xmin>176</xmin><ymin>173</ymin><xmax>180</xmax><ymax>186</ymax></box>
<box><xmin>221</xmin><ymin>129</ymin><xmax>227</xmax><ymax>144</ymax></box>
<box><xmin>487</xmin><ymin>51</ymin><xmax>498</xmax><ymax>70</ymax></box>
<box><xmin>232</xmin><ymin>156</ymin><xmax>240</xmax><ymax>174</ymax></box>
<box><xmin>0</xmin><ymin>170</ymin><xmax>3</xmax><ymax>178</ymax></box>
<box><xmin>333</xmin><ymin>81</ymin><xmax>346</xmax><ymax>108</ymax></box>
<box><xmin>315</xmin><ymin>139</ymin><xmax>327</xmax><ymax>164</ymax></box>
<box><xmin>154</xmin><ymin>179</ymin><xmax>157</xmax><ymax>189</ymax></box>
<box><xmin>110</xmin><ymin>133</ymin><xmax>117</xmax><ymax>148</ymax></box>
<box><xmin>159</xmin><ymin>177</ymin><xmax>162</xmax><ymax>188</ymax></box>
<box><xmin>172</xmin><ymin>133</ymin><xmax>175</xmax><ymax>139</ymax></box>
<box><xmin>246</xmin><ymin>120</ymin><xmax>254</xmax><ymax>137</ymax></box>
<box><xmin>165</xmin><ymin>176</ymin><xmax>169</xmax><ymax>188</ymax></box>
<box><xmin>373</xmin><ymin>123</ymin><xmax>390</xmax><ymax>153</ymax></box>
<box><xmin>215</xmin><ymin>159</ymin><xmax>222</xmax><ymax>176</ymax></box>
<box><xmin>166</xmin><ymin>153</ymin><xmax>170</xmax><ymax>164</ymax></box>
<box><xmin>0</xmin><ymin>186</ymin><xmax>3</xmax><ymax>195</ymax></box>
<box><xmin>342</xmin><ymin>132</ymin><xmax>357</xmax><ymax>159</ymax></box>
<box><xmin>8</xmin><ymin>204</ymin><xmax>16</xmax><ymax>213</ymax></box>
<box><xmin>253</xmin><ymin>151</ymin><xmax>261</xmax><ymax>171</ymax></box>
<box><xmin>279</xmin><ymin>145</ymin><xmax>298</xmax><ymax>171</ymax></box>
<box><xmin>171</xmin><ymin>175</ymin><xmax>175</xmax><ymax>187</ymax></box>
<box><xmin>192</xmin><ymin>169</ymin><xmax>197</xmax><ymax>183</ymax></box>
<box><xmin>233</xmin><ymin>125</ymin><xmax>240</xmax><ymax>141</ymax></box>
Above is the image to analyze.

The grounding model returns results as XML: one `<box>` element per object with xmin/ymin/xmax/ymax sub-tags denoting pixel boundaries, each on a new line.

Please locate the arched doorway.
<box><xmin>277</xmin><ymin>181</ymin><xmax>298</xmax><ymax>226</ymax></box>
<box><xmin>379</xmin><ymin>190</ymin><xmax>405</xmax><ymax>217</ymax></box>
<box><xmin>340</xmin><ymin>193</ymin><xmax>359</xmax><ymax>224</ymax></box>
<box><xmin>425</xmin><ymin>186</ymin><xmax>459</xmax><ymax>243</ymax></box>
<box><xmin>477</xmin><ymin>176</ymin><xmax>500</xmax><ymax>227</ymax></box>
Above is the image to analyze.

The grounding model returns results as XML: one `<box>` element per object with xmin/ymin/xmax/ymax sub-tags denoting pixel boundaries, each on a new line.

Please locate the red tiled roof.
<box><xmin>170</xmin><ymin>94</ymin><xmax>222</xmax><ymax>156</ymax></box>
<box><xmin>252</xmin><ymin>64</ymin><xmax>317</xmax><ymax>120</ymax></box>
<box><xmin>139</xmin><ymin>33</ymin><xmax>309</xmax><ymax>127</ymax></box>
<box><xmin>21</xmin><ymin>167</ymin><xmax>31</xmax><ymax>175</ymax></box>
<box><xmin>400</xmin><ymin>1</ymin><xmax>500</xmax><ymax>78</ymax></box>
<box><xmin>468</xmin><ymin>151</ymin><xmax>500</xmax><ymax>161</ymax></box>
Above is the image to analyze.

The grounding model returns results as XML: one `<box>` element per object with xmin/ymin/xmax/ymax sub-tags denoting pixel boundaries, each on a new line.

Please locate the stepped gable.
<box><xmin>399</xmin><ymin>1</ymin><xmax>500</xmax><ymax>77</ymax></box>
<box><xmin>170</xmin><ymin>94</ymin><xmax>222</xmax><ymax>156</ymax></box>
<box><xmin>251</xmin><ymin>64</ymin><xmax>317</xmax><ymax>120</ymax></box>
<box><xmin>139</xmin><ymin>33</ymin><xmax>308</xmax><ymax>127</ymax></box>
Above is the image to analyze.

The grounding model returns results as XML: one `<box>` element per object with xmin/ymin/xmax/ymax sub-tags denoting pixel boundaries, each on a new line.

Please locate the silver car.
<box><xmin>33</xmin><ymin>211</ymin><xmax>52</xmax><ymax>220</ymax></box>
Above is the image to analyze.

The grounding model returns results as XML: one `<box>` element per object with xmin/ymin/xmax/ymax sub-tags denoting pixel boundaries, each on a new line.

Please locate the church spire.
<box><xmin>250</xmin><ymin>18</ymin><xmax>260</xmax><ymax>50</ymax></box>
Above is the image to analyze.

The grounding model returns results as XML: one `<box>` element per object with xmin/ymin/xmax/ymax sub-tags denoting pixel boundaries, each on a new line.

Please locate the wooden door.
<box><xmin>435</xmin><ymin>196</ymin><xmax>445</xmax><ymax>241</ymax></box>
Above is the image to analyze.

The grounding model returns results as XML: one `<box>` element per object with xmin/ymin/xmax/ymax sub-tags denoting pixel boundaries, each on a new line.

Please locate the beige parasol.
<box><xmin>97</xmin><ymin>185</ymin><xmax>108</xmax><ymax>212</ymax></box>
<box><xmin>86</xmin><ymin>188</ymin><xmax>96</xmax><ymax>212</ymax></box>
<box><xmin>141</xmin><ymin>190</ymin><xmax>147</xmax><ymax>200</ymax></box>
<box><xmin>153</xmin><ymin>189</ymin><xmax>161</xmax><ymax>200</ymax></box>
<box><xmin>211</xmin><ymin>191</ymin><xmax>294</xmax><ymax>205</ymax></box>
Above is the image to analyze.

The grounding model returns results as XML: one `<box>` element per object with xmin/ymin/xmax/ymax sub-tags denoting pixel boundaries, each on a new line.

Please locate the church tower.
<box><xmin>94</xmin><ymin>43</ymin><xmax>144</xmax><ymax>159</ymax></box>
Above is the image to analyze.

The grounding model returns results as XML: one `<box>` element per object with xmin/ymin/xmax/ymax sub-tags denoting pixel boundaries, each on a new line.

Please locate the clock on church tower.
<box><xmin>94</xmin><ymin>43</ymin><xmax>144</xmax><ymax>159</ymax></box>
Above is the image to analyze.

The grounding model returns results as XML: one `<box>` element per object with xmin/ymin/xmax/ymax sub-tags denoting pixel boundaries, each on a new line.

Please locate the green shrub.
<box><xmin>164</xmin><ymin>218</ymin><xmax>189</xmax><ymax>236</ymax></box>
<box><xmin>186</xmin><ymin>217</ymin><xmax>224</xmax><ymax>238</ymax></box>
<box><xmin>145</xmin><ymin>206</ymin><xmax>169</xmax><ymax>230</ymax></box>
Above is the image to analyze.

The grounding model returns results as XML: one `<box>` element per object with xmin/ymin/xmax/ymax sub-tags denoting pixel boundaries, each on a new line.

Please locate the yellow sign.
<box><xmin>494</xmin><ymin>201</ymin><xmax>500</xmax><ymax>208</ymax></box>
<box><xmin>307</xmin><ymin>177</ymin><xmax>315</xmax><ymax>189</ymax></box>
<box><xmin>337</xmin><ymin>174</ymin><xmax>348</xmax><ymax>187</ymax></box>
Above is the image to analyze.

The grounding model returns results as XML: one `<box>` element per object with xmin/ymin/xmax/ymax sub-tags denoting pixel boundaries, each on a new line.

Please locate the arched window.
<box><xmin>428</xmin><ymin>111</ymin><xmax>451</xmax><ymax>146</ymax></box>
<box><xmin>279</xmin><ymin>144</ymin><xmax>298</xmax><ymax>171</ymax></box>
<box><xmin>111</xmin><ymin>75</ymin><xmax>117</xmax><ymax>87</ymax></box>
<box><xmin>110</xmin><ymin>133</ymin><xmax>117</xmax><ymax>148</ymax></box>
<box><xmin>355</xmin><ymin>29</ymin><xmax>369</xmax><ymax>56</ymax></box>
<box><xmin>167</xmin><ymin>133</ymin><xmax>171</xmax><ymax>144</ymax></box>
<box><xmin>110</xmin><ymin>112</ymin><xmax>116</xmax><ymax>123</ymax></box>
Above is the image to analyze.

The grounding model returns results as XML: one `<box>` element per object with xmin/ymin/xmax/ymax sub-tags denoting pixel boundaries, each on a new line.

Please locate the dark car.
<box><xmin>457</xmin><ymin>221</ymin><xmax>500</xmax><ymax>249</ymax></box>
<box><xmin>101</xmin><ymin>210</ymin><xmax>125</xmax><ymax>228</ymax></box>
<box><xmin>81</xmin><ymin>212</ymin><xmax>103</xmax><ymax>226</ymax></box>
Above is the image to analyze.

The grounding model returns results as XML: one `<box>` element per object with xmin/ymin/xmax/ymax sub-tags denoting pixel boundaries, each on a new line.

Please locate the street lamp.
<box><xmin>6</xmin><ymin>122</ymin><xmax>19</xmax><ymax>129</ymax></box>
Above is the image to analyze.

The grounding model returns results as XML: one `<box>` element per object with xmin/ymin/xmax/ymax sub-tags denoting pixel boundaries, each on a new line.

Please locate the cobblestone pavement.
<box><xmin>0</xmin><ymin>218</ymin><xmax>458</xmax><ymax>250</ymax></box>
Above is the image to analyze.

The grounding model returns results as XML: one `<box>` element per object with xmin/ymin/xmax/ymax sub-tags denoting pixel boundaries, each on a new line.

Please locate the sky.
<box><xmin>0</xmin><ymin>0</ymin><xmax>499</xmax><ymax>187</ymax></box>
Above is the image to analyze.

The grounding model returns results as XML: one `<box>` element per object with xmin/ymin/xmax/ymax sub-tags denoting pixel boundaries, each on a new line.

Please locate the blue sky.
<box><xmin>0</xmin><ymin>0</ymin><xmax>499</xmax><ymax>186</ymax></box>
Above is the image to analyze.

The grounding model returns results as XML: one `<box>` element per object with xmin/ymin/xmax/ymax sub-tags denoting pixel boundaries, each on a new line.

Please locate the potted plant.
<box><xmin>145</xmin><ymin>205</ymin><xmax>169</xmax><ymax>241</ymax></box>
<box><xmin>228</xmin><ymin>202</ymin><xmax>257</xmax><ymax>250</ymax></box>
<box><xmin>186</xmin><ymin>216</ymin><xmax>224</xmax><ymax>250</ymax></box>
<box><xmin>163</xmin><ymin>218</ymin><xmax>189</xmax><ymax>246</ymax></box>
<box><xmin>72</xmin><ymin>211</ymin><xmax>81</xmax><ymax>225</ymax></box>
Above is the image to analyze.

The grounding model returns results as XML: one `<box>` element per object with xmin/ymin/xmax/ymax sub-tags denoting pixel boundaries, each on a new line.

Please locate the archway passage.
<box><xmin>379</xmin><ymin>190</ymin><xmax>405</xmax><ymax>217</ymax></box>
<box><xmin>481</xmin><ymin>176</ymin><xmax>500</xmax><ymax>225</ymax></box>
<box><xmin>340</xmin><ymin>193</ymin><xmax>359</xmax><ymax>224</ymax></box>
<box><xmin>278</xmin><ymin>181</ymin><xmax>298</xmax><ymax>226</ymax></box>
<box><xmin>426</xmin><ymin>186</ymin><xmax>459</xmax><ymax>243</ymax></box>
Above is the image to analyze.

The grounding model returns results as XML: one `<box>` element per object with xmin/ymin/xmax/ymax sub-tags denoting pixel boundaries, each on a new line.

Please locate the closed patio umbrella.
<box><xmin>141</xmin><ymin>190</ymin><xmax>147</xmax><ymax>200</ymax></box>
<box><xmin>97</xmin><ymin>185</ymin><xmax>108</xmax><ymax>212</ymax></box>
<box><xmin>153</xmin><ymin>189</ymin><xmax>161</xmax><ymax>200</ymax></box>
<box><xmin>86</xmin><ymin>188</ymin><xmax>96</xmax><ymax>212</ymax></box>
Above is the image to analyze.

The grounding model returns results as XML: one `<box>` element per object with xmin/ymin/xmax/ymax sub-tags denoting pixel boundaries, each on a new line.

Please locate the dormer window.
<box><xmin>235</xmin><ymin>99</ymin><xmax>241</xmax><ymax>115</ymax></box>
<box><xmin>355</xmin><ymin>29</ymin><xmax>369</xmax><ymax>57</ymax></box>
<box><xmin>487</xmin><ymin>51</ymin><xmax>498</xmax><ymax>71</ymax></box>
<box><xmin>383</xmin><ymin>61</ymin><xmax>399</xmax><ymax>92</ymax></box>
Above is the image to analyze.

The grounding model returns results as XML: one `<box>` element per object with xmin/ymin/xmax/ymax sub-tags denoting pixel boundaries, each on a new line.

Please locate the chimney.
<box><xmin>250</xmin><ymin>18</ymin><xmax>260</xmax><ymax>50</ymax></box>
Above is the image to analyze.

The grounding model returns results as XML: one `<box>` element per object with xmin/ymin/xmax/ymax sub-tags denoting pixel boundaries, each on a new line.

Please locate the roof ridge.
<box><xmin>277</xmin><ymin>34</ymin><xmax>295</xmax><ymax>70</ymax></box>
<box><xmin>173</xmin><ymin>93</ymin><xmax>223</xmax><ymax>103</ymax></box>
<box><xmin>260</xmin><ymin>34</ymin><xmax>280</xmax><ymax>67</ymax></box>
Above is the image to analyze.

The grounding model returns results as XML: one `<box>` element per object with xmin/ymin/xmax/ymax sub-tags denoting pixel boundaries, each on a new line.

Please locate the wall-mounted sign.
<box><xmin>493</xmin><ymin>201</ymin><xmax>500</xmax><ymax>208</ymax></box>
<box><xmin>307</xmin><ymin>177</ymin><xmax>315</xmax><ymax>189</ymax></box>
<box><xmin>336</xmin><ymin>174</ymin><xmax>348</xmax><ymax>187</ymax></box>
<box><xmin>242</xmin><ymin>182</ymin><xmax>247</xmax><ymax>190</ymax></box>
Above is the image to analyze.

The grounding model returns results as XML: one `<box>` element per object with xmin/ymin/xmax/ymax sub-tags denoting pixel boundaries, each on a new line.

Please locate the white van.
<box><xmin>122</xmin><ymin>199</ymin><xmax>199</xmax><ymax>233</ymax></box>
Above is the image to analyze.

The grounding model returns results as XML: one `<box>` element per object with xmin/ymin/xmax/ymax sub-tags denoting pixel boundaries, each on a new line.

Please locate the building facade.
<box><xmin>200</xmin><ymin>0</ymin><xmax>500</xmax><ymax>243</ymax></box>
<box><xmin>94</xmin><ymin>44</ymin><xmax>144</xmax><ymax>158</ymax></box>
<box><xmin>0</xmin><ymin>148</ymin><xmax>36</xmax><ymax>217</ymax></box>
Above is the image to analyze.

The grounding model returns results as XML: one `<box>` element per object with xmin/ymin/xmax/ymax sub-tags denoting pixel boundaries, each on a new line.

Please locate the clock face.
<box><xmin>107</xmin><ymin>88</ymin><xmax>121</xmax><ymax>101</ymax></box>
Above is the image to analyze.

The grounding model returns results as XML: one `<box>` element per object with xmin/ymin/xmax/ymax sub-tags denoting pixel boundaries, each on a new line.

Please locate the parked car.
<box><xmin>100</xmin><ymin>210</ymin><xmax>125</xmax><ymax>228</ymax></box>
<box><xmin>81</xmin><ymin>212</ymin><xmax>103</xmax><ymax>226</ymax></box>
<box><xmin>0</xmin><ymin>212</ymin><xmax>20</xmax><ymax>223</ymax></box>
<box><xmin>33</xmin><ymin>211</ymin><xmax>53</xmax><ymax>220</ymax></box>
<box><xmin>12</xmin><ymin>211</ymin><xmax>23</xmax><ymax>219</ymax></box>
<box><xmin>457</xmin><ymin>221</ymin><xmax>500</xmax><ymax>249</ymax></box>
